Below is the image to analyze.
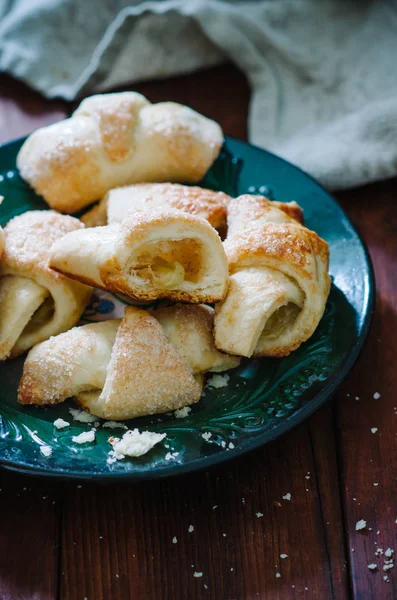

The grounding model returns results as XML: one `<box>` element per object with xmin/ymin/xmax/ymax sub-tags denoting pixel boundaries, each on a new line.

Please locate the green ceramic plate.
<box><xmin>0</xmin><ymin>137</ymin><xmax>374</xmax><ymax>481</ymax></box>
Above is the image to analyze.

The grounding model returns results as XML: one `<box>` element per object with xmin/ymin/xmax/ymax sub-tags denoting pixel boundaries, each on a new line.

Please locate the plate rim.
<box><xmin>0</xmin><ymin>135</ymin><xmax>375</xmax><ymax>481</ymax></box>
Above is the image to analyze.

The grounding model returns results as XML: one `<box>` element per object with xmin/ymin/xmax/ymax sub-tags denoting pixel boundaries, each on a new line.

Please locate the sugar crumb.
<box><xmin>373</xmin><ymin>392</ymin><xmax>381</xmax><ymax>399</ymax></box>
<box><xmin>202</xmin><ymin>432</ymin><xmax>212</xmax><ymax>442</ymax></box>
<box><xmin>172</xmin><ymin>536</ymin><xmax>177</xmax><ymax>544</ymax></box>
<box><xmin>368</xmin><ymin>564</ymin><xmax>377</xmax><ymax>570</ymax></box>
<box><xmin>282</xmin><ymin>493</ymin><xmax>291</xmax><ymax>501</ymax></box>
<box><xmin>356</xmin><ymin>519</ymin><xmax>367</xmax><ymax>531</ymax></box>
<box><xmin>188</xmin><ymin>525</ymin><xmax>194</xmax><ymax>533</ymax></box>
<box><xmin>193</xmin><ymin>572</ymin><xmax>203</xmax><ymax>578</ymax></box>
<box><xmin>371</xmin><ymin>428</ymin><xmax>378</xmax><ymax>434</ymax></box>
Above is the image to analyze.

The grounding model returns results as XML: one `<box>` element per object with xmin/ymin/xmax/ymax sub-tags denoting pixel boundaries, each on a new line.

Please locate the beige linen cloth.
<box><xmin>1</xmin><ymin>0</ymin><xmax>397</xmax><ymax>190</ymax></box>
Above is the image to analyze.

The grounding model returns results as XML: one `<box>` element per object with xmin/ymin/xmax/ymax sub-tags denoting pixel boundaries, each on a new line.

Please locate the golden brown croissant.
<box><xmin>18</xmin><ymin>304</ymin><xmax>239</xmax><ymax>420</ymax></box>
<box><xmin>49</xmin><ymin>208</ymin><xmax>229</xmax><ymax>303</ymax></box>
<box><xmin>151</xmin><ymin>304</ymin><xmax>240</xmax><ymax>374</ymax></box>
<box><xmin>17</xmin><ymin>92</ymin><xmax>223</xmax><ymax>213</ymax></box>
<box><xmin>214</xmin><ymin>195</ymin><xmax>331</xmax><ymax>358</ymax></box>
<box><xmin>81</xmin><ymin>183</ymin><xmax>230</xmax><ymax>231</ymax></box>
<box><xmin>0</xmin><ymin>211</ymin><xmax>92</xmax><ymax>359</ymax></box>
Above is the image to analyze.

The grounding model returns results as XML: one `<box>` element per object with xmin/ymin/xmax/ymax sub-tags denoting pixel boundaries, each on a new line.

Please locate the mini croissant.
<box><xmin>17</xmin><ymin>92</ymin><xmax>223</xmax><ymax>213</ymax></box>
<box><xmin>49</xmin><ymin>208</ymin><xmax>229</xmax><ymax>303</ymax></box>
<box><xmin>82</xmin><ymin>183</ymin><xmax>230</xmax><ymax>231</ymax></box>
<box><xmin>0</xmin><ymin>211</ymin><xmax>92</xmax><ymax>359</ymax></box>
<box><xmin>18</xmin><ymin>305</ymin><xmax>239</xmax><ymax>420</ymax></box>
<box><xmin>151</xmin><ymin>304</ymin><xmax>240</xmax><ymax>374</ymax></box>
<box><xmin>214</xmin><ymin>195</ymin><xmax>331</xmax><ymax>358</ymax></box>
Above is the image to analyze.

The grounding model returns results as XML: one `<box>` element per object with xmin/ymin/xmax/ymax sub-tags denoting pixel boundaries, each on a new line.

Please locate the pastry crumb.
<box><xmin>69</xmin><ymin>407</ymin><xmax>97</xmax><ymax>423</ymax></box>
<box><xmin>174</xmin><ymin>406</ymin><xmax>191</xmax><ymax>419</ymax></box>
<box><xmin>72</xmin><ymin>430</ymin><xmax>95</xmax><ymax>444</ymax></box>
<box><xmin>102</xmin><ymin>421</ymin><xmax>128</xmax><ymax>430</ymax></box>
<box><xmin>207</xmin><ymin>374</ymin><xmax>229</xmax><ymax>388</ymax></box>
<box><xmin>108</xmin><ymin>429</ymin><xmax>166</xmax><ymax>459</ymax></box>
<box><xmin>165</xmin><ymin>451</ymin><xmax>179</xmax><ymax>461</ymax></box>
<box><xmin>40</xmin><ymin>445</ymin><xmax>52</xmax><ymax>457</ymax></box>
<box><xmin>54</xmin><ymin>418</ymin><xmax>70</xmax><ymax>429</ymax></box>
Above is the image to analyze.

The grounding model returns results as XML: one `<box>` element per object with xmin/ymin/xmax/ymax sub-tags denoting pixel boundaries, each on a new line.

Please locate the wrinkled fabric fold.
<box><xmin>1</xmin><ymin>0</ymin><xmax>397</xmax><ymax>189</ymax></box>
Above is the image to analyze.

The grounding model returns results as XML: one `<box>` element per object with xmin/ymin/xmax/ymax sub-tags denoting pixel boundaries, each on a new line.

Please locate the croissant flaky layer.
<box><xmin>17</xmin><ymin>92</ymin><xmax>224</xmax><ymax>212</ymax></box>
<box><xmin>214</xmin><ymin>195</ymin><xmax>331</xmax><ymax>358</ymax></box>
<box><xmin>49</xmin><ymin>208</ymin><xmax>229</xmax><ymax>303</ymax></box>
<box><xmin>18</xmin><ymin>305</ymin><xmax>240</xmax><ymax>420</ymax></box>
<box><xmin>0</xmin><ymin>211</ymin><xmax>92</xmax><ymax>359</ymax></box>
<box><xmin>81</xmin><ymin>183</ymin><xmax>230</xmax><ymax>231</ymax></box>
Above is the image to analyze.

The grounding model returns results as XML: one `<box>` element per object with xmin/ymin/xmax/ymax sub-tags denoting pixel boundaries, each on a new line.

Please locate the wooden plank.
<box><xmin>60</xmin><ymin>415</ymin><xmax>348</xmax><ymax>600</ymax></box>
<box><xmin>0</xmin><ymin>470</ymin><xmax>60</xmax><ymax>600</ymax></box>
<box><xmin>0</xmin><ymin>74</ymin><xmax>67</xmax><ymax>144</ymax></box>
<box><xmin>336</xmin><ymin>183</ymin><xmax>397</xmax><ymax>599</ymax></box>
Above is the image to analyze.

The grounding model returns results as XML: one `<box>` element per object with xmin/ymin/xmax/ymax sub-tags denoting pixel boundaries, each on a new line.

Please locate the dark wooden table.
<box><xmin>0</xmin><ymin>65</ymin><xmax>396</xmax><ymax>600</ymax></box>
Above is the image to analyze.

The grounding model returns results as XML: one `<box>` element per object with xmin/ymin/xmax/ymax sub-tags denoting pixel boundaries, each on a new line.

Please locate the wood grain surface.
<box><xmin>0</xmin><ymin>66</ymin><xmax>395</xmax><ymax>600</ymax></box>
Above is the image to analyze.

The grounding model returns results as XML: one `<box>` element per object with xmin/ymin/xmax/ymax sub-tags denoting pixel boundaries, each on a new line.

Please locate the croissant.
<box><xmin>151</xmin><ymin>304</ymin><xmax>240</xmax><ymax>374</ymax></box>
<box><xmin>214</xmin><ymin>195</ymin><xmax>331</xmax><ymax>358</ymax></box>
<box><xmin>49</xmin><ymin>208</ymin><xmax>229</xmax><ymax>303</ymax></box>
<box><xmin>82</xmin><ymin>183</ymin><xmax>230</xmax><ymax>231</ymax></box>
<box><xmin>18</xmin><ymin>304</ymin><xmax>238</xmax><ymax>420</ymax></box>
<box><xmin>0</xmin><ymin>211</ymin><xmax>92</xmax><ymax>359</ymax></box>
<box><xmin>17</xmin><ymin>92</ymin><xmax>223</xmax><ymax>213</ymax></box>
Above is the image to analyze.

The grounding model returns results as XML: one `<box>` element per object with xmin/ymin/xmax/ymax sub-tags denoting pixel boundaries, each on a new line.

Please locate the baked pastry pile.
<box><xmin>0</xmin><ymin>92</ymin><xmax>331</xmax><ymax>423</ymax></box>
<box><xmin>17</xmin><ymin>92</ymin><xmax>223</xmax><ymax>212</ymax></box>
